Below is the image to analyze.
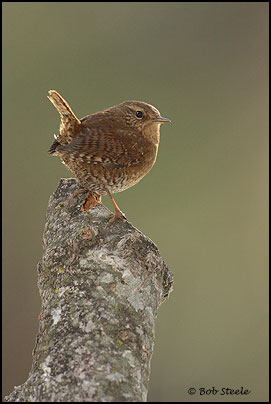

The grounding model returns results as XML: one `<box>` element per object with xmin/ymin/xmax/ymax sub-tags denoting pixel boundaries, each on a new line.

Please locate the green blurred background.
<box><xmin>3</xmin><ymin>2</ymin><xmax>268</xmax><ymax>402</ymax></box>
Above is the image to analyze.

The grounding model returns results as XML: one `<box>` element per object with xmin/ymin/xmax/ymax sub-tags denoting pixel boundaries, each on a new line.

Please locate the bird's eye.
<box><xmin>135</xmin><ymin>110</ymin><xmax>143</xmax><ymax>118</ymax></box>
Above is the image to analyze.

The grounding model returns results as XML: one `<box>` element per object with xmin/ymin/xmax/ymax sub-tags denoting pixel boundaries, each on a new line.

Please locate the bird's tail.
<box><xmin>48</xmin><ymin>90</ymin><xmax>81</xmax><ymax>150</ymax></box>
<box><xmin>48</xmin><ymin>90</ymin><xmax>79</xmax><ymax>122</ymax></box>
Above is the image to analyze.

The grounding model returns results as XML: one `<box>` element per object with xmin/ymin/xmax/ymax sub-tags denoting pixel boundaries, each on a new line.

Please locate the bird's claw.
<box><xmin>107</xmin><ymin>211</ymin><xmax>127</xmax><ymax>227</ymax></box>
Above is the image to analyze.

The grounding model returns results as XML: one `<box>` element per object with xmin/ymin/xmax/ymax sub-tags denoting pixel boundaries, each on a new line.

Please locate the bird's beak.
<box><xmin>153</xmin><ymin>116</ymin><xmax>171</xmax><ymax>123</ymax></box>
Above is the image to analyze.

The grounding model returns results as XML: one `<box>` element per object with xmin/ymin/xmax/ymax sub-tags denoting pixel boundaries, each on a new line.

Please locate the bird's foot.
<box><xmin>107</xmin><ymin>209</ymin><xmax>127</xmax><ymax>227</ymax></box>
<box><xmin>106</xmin><ymin>189</ymin><xmax>127</xmax><ymax>226</ymax></box>
<box><xmin>68</xmin><ymin>189</ymin><xmax>88</xmax><ymax>207</ymax></box>
<box><xmin>81</xmin><ymin>191</ymin><xmax>102</xmax><ymax>212</ymax></box>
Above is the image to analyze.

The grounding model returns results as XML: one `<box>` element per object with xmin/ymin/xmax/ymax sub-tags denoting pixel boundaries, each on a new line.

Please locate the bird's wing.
<box><xmin>55</xmin><ymin>126</ymin><xmax>145</xmax><ymax>168</ymax></box>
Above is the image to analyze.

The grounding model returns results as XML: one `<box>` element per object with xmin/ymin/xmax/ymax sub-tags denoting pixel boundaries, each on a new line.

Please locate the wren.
<box><xmin>48</xmin><ymin>90</ymin><xmax>170</xmax><ymax>224</ymax></box>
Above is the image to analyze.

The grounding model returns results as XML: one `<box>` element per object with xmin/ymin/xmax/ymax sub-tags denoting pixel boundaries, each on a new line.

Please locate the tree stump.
<box><xmin>4</xmin><ymin>178</ymin><xmax>173</xmax><ymax>402</ymax></box>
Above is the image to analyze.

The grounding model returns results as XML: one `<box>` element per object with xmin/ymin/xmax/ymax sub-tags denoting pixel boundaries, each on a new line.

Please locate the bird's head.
<box><xmin>116</xmin><ymin>100</ymin><xmax>171</xmax><ymax>133</ymax></box>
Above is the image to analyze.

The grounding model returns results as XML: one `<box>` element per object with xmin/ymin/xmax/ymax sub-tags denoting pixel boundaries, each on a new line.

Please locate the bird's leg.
<box><xmin>81</xmin><ymin>191</ymin><xmax>102</xmax><ymax>212</ymax></box>
<box><xmin>93</xmin><ymin>191</ymin><xmax>102</xmax><ymax>204</ymax></box>
<box><xmin>68</xmin><ymin>189</ymin><xmax>88</xmax><ymax>207</ymax></box>
<box><xmin>68</xmin><ymin>189</ymin><xmax>102</xmax><ymax>212</ymax></box>
<box><xmin>106</xmin><ymin>190</ymin><xmax>127</xmax><ymax>226</ymax></box>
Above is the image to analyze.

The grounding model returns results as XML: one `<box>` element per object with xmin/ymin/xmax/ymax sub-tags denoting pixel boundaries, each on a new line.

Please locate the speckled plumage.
<box><xmin>48</xmin><ymin>90</ymin><xmax>170</xmax><ymax>223</ymax></box>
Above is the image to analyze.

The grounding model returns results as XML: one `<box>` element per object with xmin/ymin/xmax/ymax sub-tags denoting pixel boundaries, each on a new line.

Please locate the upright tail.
<box><xmin>48</xmin><ymin>90</ymin><xmax>81</xmax><ymax>153</ymax></box>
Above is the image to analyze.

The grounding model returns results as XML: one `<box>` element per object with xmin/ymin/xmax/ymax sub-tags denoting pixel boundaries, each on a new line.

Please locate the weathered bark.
<box><xmin>4</xmin><ymin>178</ymin><xmax>173</xmax><ymax>402</ymax></box>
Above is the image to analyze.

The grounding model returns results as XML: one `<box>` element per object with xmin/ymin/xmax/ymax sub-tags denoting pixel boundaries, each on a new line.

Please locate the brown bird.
<box><xmin>48</xmin><ymin>90</ymin><xmax>170</xmax><ymax>224</ymax></box>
